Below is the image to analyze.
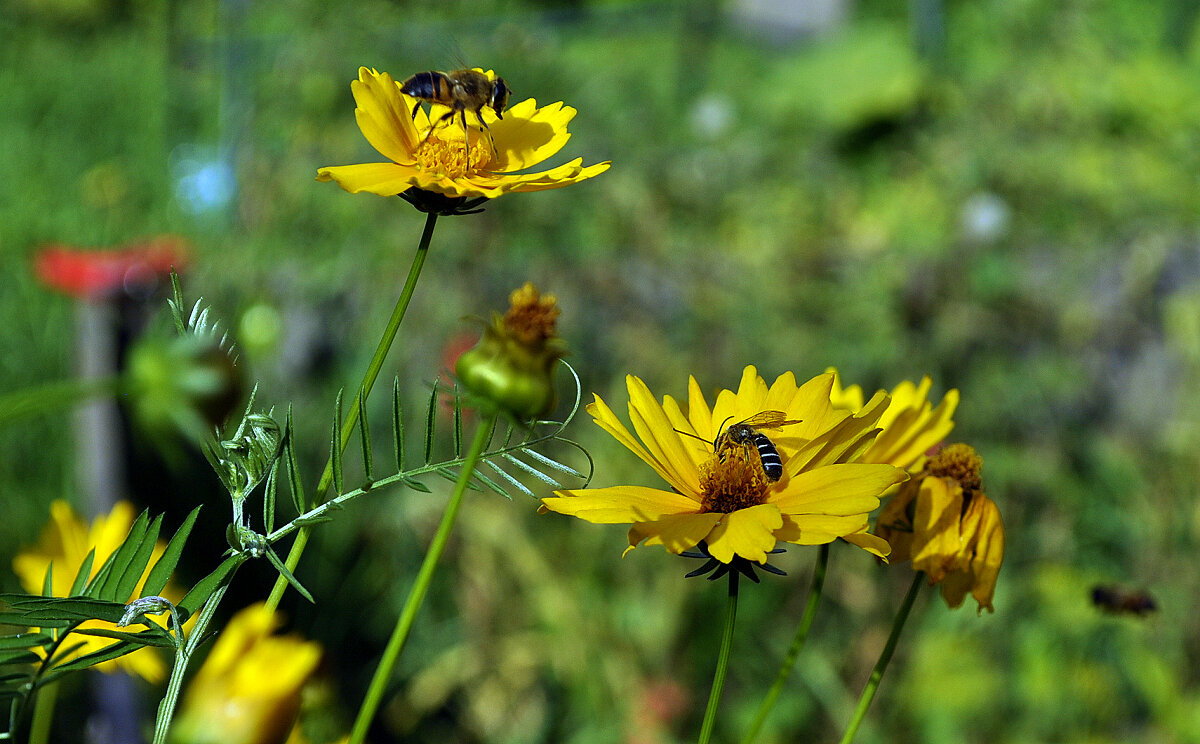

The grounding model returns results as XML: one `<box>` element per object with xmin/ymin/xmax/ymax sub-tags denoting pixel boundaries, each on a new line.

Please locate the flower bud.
<box><xmin>454</xmin><ymin>283</ymin><xmax>566</xmax><ymax>421</ymax></box>
<box><xmin>126</xmin><ymin>336</ymin><xmax>243</xmax><ymax>442</ymax></box>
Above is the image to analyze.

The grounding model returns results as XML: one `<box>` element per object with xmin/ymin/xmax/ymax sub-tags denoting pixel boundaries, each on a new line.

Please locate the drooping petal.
<box><xmin>542</xmin><ymin>485</ymin><xmax>700</xmax><ymax>524</ymax></box>
<box><xmin>841</xmin><ymin>526</ymin><xmax>892</xmax><ymax>559</ymax></box>
<box><xmin>910</xmin><ymin>477</ymin><xmax>966</xmax><ymax>582</ymax></box>
<box><xmin>705</xmin><ymin>504</ymin><xmax>783</xmax><ymax>563</ymax></box>
<box><xmin>627</xmin><ymin>512</ymin><xmax>723</xmax><ymax>554</ymax></box>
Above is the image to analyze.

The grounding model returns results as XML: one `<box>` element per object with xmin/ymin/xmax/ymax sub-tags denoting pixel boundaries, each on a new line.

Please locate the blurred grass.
<box><xmin>4</xmin><ymin>0</ymin><xmax>1200</xmax><ymax>741</ymax></box>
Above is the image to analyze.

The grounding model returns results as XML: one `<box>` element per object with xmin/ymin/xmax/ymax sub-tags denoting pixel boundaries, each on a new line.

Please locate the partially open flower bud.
<box><xmin>455</xmin><ymin>283</ymin><xmax>566</xmax><ymax>421</ymax></box>
<box><xmin>126</xmin><ymin>336</ymin><xmax>243</xmax><ymax>442</ymax></box>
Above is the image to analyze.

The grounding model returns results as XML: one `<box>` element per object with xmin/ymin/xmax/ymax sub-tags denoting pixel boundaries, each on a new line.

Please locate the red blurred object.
<box><xmin>34</xmin><ymin>236</ymin><xmax>188</xmax><ymax>300</ymax></box>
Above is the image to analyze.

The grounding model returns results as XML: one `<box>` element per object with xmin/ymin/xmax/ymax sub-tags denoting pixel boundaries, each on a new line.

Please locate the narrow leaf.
<box><xmin>401</xmin><ymin>477</ymin><xmax>432</xmax><ymax>494</ymax></box>
<box><xmin>285</xmin><ymin>406</ymin><xmax>307</xmax><ymax>513</ymax></box>
<box><xmin>263</xmin><ymin>548</ymin><xmax>314</xmax><ymax>603</ymax></box>
<box><xmin>68</xmin><ymin>550</ymin><xmax>96</xmax><ymax>597</ymax></box>
<box><xmin>392</xmin><ymin>377</ymin><xmax>405</xmax><ymax>471</ymax></box>
<box><xmin>467</xmin><ymin>469</ymin><xmax>512</xmax><ymax>499</ymax></box>
<box><xmin>0</xmin><ymin>651</ymin><xmax>42</xmax><ymax>667</ymax></box>
<box><xmin>501</xmin><ymin>454</ymin><xmax>564</xmax><ymax>487</ymax></box>
<box><xmin>71</xmin><ymin>627</ymin><xmax>176</xmax><ymax>649</ymax></box>
<box><xmin>168</xmin><ymin>272</ymin><xmax>187</xmax><ymax>335</ymax></box>
<box><xmin>143</xmin><ymin>506</ymin><xmax>201</xmax><ymax>598</ymax></box>
<box><xmin>435</xmin><ymin>466</ymin><xmax>477</xmax><ymax>489</ymax></box>
<box><xmin>40</xmin><ymin>563</ymin><xmax>53</xmax><ymax>599</ymax></box>
<box><xmin>331</xmin><ymin>389</ymin><xmax>344</xmax><ymax>496</ymax></box>
<box><xmin>92</xmin><ymin>510</ymin><xmax>151</xmax><ymax>602</ymax></box>
<box><xmin>179</xmin><ymin>556</ymin><xmax>240</xmax><ymax>617</ymax></box>
<box><xmin>0</xmin><ymin>633</ymin><xmax>53</xmax><ymax>651</ymax></box>
<box><xmin>113</xmin><ymin>514</ymin><xmax>163</xmax><ymax>603</ymax></box>
<box><xmin>264</xmin><ymin>460</ymin><xmax>279</xmax><ymax>534</ymax></box>
<box><xmin>43</xmin><ymin>641</ymin><xmax>139</xmax><ymax>681</ymax></box>
<box><xmin>291</xmin><ymin>513</ymin><xmax>335</xmax><ymax>528</ymax></box>
<box><xmin>520</xmin><ymin>449</ymin><xmax>586</xmax><ymax>479</ymax></box>
<box><xmin>0</xmin><ymin>613</ymin><xmax>66</xmax><ymax>630</ymax></box>
<box><xmin>484</xmin><ymin>461</ymin><xmax>535</xmax><ymax>499</ymax></box>
<box><xmin>358</xmin><ymin>387</ymin><xmax>374</xmax><ymax>482</ymax></box>
<box><xmin>453</xmin><ymin>382</ymin><xmax>463</xmax><ymax>457</ymax></box>
<box><xmin>424</xmin><ymin>381</ymin><xmax>438</xmax><ymax>464</ymax></box>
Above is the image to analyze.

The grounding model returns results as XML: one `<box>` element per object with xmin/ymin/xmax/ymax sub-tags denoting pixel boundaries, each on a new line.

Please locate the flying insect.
<box><xmin>1091</xmin><ymin>585</ymin><xmax>1157</xmax><ymax>617</ymax></box>
<box><xmin>400</xmin><ymin>68</ymin><xmax>511</xmax><ymax>155</ymax></box>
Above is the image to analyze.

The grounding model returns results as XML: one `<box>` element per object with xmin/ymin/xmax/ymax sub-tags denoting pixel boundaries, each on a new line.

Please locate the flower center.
<box><xmin>699</xmin><ymin>445</ymin><xmax>771</xmax><ymax>513</ymax></box>
<box><xmin>414</xmin><ymin>130</ymin><xmax>493</xmax><ymax>179</ymax></box>
<box><xmin>926</xmin><ymin>443</ymin><xmax>983</xmax><ymax>496</ymax></box>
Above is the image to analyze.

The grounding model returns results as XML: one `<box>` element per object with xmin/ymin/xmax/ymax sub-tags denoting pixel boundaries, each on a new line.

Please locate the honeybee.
<box><xmin>712</xmin><ymin>412</ymin><xmax>803</xmax><ymax>482</ymax></box>
<box><xmin>1091</xmin><ymin>585</ymin><xmax>1157</xmax><ymax>617</ymax></box>
<box><xmin>400</xmin><ymin>68</ymin><xmax>511</xmax><ymax>155</ymax></box>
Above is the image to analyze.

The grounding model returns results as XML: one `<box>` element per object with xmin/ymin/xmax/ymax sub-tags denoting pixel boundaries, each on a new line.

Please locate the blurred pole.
<box><xmin>911</xmin><ymin>0</ymin><xmax>946</xmax><ymax>68</ymax></box>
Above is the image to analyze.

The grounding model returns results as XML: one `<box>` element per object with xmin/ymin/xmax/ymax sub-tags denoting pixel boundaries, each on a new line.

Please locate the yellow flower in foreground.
<box><xmin>829</xmin><ymin>370</ymin><xmax>959</xmax><ymax>471</ymax></box>
<box><xmin>12</xmin><ymin>500</ymin><xmax>186</xmax><ymax>683</ymax></box>
<box><xmin>541</xmin><ymin>367</ymin><xmax>909</xmax><ymax>564</ymax></box>
<box><xmin>170</xmin><ymin>603</ymin><xmax>322</xmax><ymax>744</ymax></box>
<box><xmin>875</xmin><ymin>444</ymin><xmax>1005</xmax><ymax>613</ymax></box>
<box><xmin>316</xmin><ymin>67</ymin><xmax>610</xmax><ymax>204</ymax></box>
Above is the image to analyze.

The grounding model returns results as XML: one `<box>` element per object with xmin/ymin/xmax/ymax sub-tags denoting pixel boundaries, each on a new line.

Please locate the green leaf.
<box><xmin>291</xmin><ymin>513</ymin><xmax>335</xmax><ymax>528</ymax></box>
<box><xmin>40</xmin><ymin>562</ymin><xmax>53</xmax><ymax>598</ymax></box>
<box><xmin>179</xmin><ymin>556</ymin><xmax>241</xmax><ymax>617</ymax></box>
<box><xmin>263</xmin><ymin>548</ymin><xmax>314</xmax><ymax>604</ymax></box>
<box><xmin>91</xmin><ymin>510</ymin><xmax>151</xmax><ymax>602</ymax></box>
<box><xmin>0</xmin><ymin>613</ymin><xmax>65</xmax><ymax>629</ymax></box>
<box><xmin>358</xmin><ymin>387</ymin><xmax>374</xmax><ymax>482</ymax></box>
<box><xmin>393</xmin><ymin>377</ymin><xmax>405</xmax><ymax>471</ymax></box>
<box><xmin>467</xmin><ymin>469</ymin><xmax>512</xmax><ymax>499</ymax></box>
<box><xmin>435</xmin><ymin>466</ymin><xmax>477</xmax><ymax>489</ymax></box>
<box><xmin>42</xmin><ymin>641</ymin><xmax>140</xmax><ymax>681</ymax></box>
<box><xmin>484</xmin><ymin>461</ymin><xmax>534</xmax><ymax>499</ymax></box>
<box><xmin>0</xmin><ymin>597</ymin><xmax>127</xmax><ymax>624</ymax></box>
<box><xmin>71</xmin><ymin>627</ymin><xmax>175</xmax><ymax>649</ymax></box>
<box><xmin>285</xmin><ymin>406</ymin><xmax>307</xmax><ymax>514</ymax></box>
<box><xmin>113</xmin><ymin>514</ymin><xmax>163</xmax><ymax>603</ymax></box>
<box><xmin>264</xmin><ymin>459</ymin><xmax>279</xmax><ymax>534</ymax></box>
<box><xmin>401</xmin><ymin>477</ymin><xmax>432</xmax><ymax>494</ymax></box>
<box><xmin>0</xmin><ymin>650</ymin><xmax>42</xmax><ymax>667</ymax></box>
<box><xmin>501</xmin><ymin>454</ymin><xmax>563</xmax><ymax>488</ymax></box>
<box><xmin>143</xmin><ymin>506</ymin><xmax>201</xmax><ymax>598</ymax></box>
<box><xmin>424</xmin><ymin>381</ymin><xmax>438</xmax><ymax>464</ymax></box>
<box><xmin>520</xmin><ymin>449</ymin><xmax>586</xmax><ymax>480</ymax></box>
<box><xmin>68</xmin><ymin>550</ymin><xmax>96</xmax><ymax>597</ymax></box>
<box><xmin>331</xmin><ymin>389</ymin><xmax>344</xmax><ymax>496</ymax></box>
<box><xmin>0</xmin><ymin>633</ymin><xmax>53</xmax><ymax>651</ymax></box>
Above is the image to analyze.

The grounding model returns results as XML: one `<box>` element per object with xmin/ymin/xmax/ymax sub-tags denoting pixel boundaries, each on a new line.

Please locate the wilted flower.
<box><xmin>12</xmin><ymin>500</ymin><xmax>187</xmax><ymax>682</ymax></box>
<box><xmin>875</xmin><ymin>443</ymin><xmax>1005</xmax><ymax>612</ymax></box>
<box><xmin>455</xmin><ymin>283</ymin><xmax>566</xmax><ymax>421</ymax></box>
<box><xmin>317</xmin><ymin>67</ymin><xmax>610</xmax><ymax>213</ymax></box>
<box><xmin>169</xmin><ymin>603</ymin><xmax>322</xmax><ymax>744</ymax></box>
<box><xmin>541</xmin><ymin>367</ymin><xmax>908</xmax><ymax>564</ymax></box>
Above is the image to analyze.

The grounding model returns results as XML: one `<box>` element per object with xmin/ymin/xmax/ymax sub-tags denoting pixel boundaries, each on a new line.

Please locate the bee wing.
<box><xmin>736</xmin><ymin>411</ymin><xmax>802</xmax><ymax>430</ymax></box>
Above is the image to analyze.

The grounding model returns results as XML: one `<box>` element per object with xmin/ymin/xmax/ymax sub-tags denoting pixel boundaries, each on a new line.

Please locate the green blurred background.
<box><xmin>4</xmin><ymin>0</ymin><xmax>1200</xmax><ymax>741</ymax></box>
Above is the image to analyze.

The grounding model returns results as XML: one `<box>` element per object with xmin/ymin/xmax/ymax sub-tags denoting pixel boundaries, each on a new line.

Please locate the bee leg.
<box><xmin>410</xmin><ymin>102</ymin><xmax>420</xmax><ymax>121</ymax></box>
<box><xmin>474</xmin><ymin>109</ymin><xmax>498</xmax><ymax>157</ymax></box>
<box><xmin>461</xmin><ymin>110</ymin><xmax>470</xmax><ymax>160</ymax></box>
<box><xmin>418</xmin><ymin>110</ymin><xmax>457</xmax><ymax>149</ymax></box>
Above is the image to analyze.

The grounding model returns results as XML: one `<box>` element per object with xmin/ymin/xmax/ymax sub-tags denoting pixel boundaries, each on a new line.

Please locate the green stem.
<box><xmin>0</xmin><ymin>375</ymin><xmax>122</xmax><ymax>424</ymax></box>
<box><xmin>265</xmin><ymin>211</ymin><xmax>439</xmax><ymax>612</ymax></box>
<box><xmin>740</xmin><ymin>543</ymin><xmax>830</xmax><ymax>744</ymax></box>
<box><xmin>152</xmin><ymin>561</ymin><xmax>243</xmax><ymax>744</ymax></box>
<box><xmin>28</xmin><ymin>679</ymin><xmax>58</xmax><ymax>744</ymax></box>
<box><xmin>838</xmin><ymin>572</ymin><xmax>924</xmax><ymax>744</ymax></box>
<box><xmin>697</xmin><ymin>569</ymin><xmax>740</xmax><ymax>744</ymax></box>
<box><xmin>348</xmin><ymin>413</ymin><xmax>496</xmax><ymax>744</ymax></box>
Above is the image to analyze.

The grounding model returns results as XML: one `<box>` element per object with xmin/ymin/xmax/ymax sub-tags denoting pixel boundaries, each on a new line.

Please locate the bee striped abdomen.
<box><xmin>750</xmin><ymin>433</ymin><xmax>784</xmax><ymax>482</ymax></box>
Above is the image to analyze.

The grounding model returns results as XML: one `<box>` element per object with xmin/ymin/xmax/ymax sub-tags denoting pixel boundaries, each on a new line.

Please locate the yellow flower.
<box><xmin>170</xmin><ymin>603</ymin><xmax>322</xmax><ymax>744</ymax></box>
<box><xmin>875</xmin><ymin>444</ymin><xmax>1005</xmax><ymax>613</ymax></box>
<box><xmin>316</xmin><ymin>67</ymin><xmax>610</xmax><ymax>206</ymax></box>
<box><xmin>541</xmin><ymin>366</ymin><xmax>909</xmax><ymax>564</ymax></box>
<box><xmin>829</xmin><ymin>370</ymin><xmax>959</xmax><ymax>471</ymax></box>
<box><xmin>12</xmin><ymin>500</ymin><xmax>186</xmax><ymax>683</ymax></box>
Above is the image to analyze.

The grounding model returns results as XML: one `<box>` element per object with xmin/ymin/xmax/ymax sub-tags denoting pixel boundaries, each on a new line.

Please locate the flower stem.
<box><xmin>28</xmin><ymin>679</ymin><xmax>58</xmax><ymax>744</ymax></box>
<box><xmin>838</xmin><ymin>571</ymin><xmax>924</xmax><ymax>744</ymax></box>
<box><xmin>0</xmin><ymin>375</ymin><xmax>122</xmax><ymax>424</ymax></box>
<box><xmin>152</xmin><ymin>563</ymin><xmax>242</xmax><ymax>744</ymax></box>
<box><xmin>348</xmin><ymin>413</ymin><xmax>496</xmax><ymax>744</ymax></box>
<box><xmin>740</xmin><ymin>543</ymin><xmax>830</xmax><ymax>744</ymax></box>
<box><xmin>697</xmin><ymin>569</ymin><xmax>740</xmax><ymax>744</ymax></box>
<box><xmin>265</xmin><ymin>211</ymin><xmax>439</xmax><ymax>612</ymax></box>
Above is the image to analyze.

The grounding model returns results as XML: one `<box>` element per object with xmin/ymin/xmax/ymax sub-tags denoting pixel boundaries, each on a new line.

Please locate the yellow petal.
<box><xmin>542</xmin><ymin>485</ymin><xmax>700</xmax><ymax>524</ymax></box>
<box><xmin>586</xmin><ymin>393</ymin><xmax>687</xmax><ymax>495</ymax></box>
<box><xmin>771</xmin><ymin>464</ymin><xmax>906</xmax><ymax>515</ymax></box>
<box><xmin>488</xmin><ymin>99</ymin><xmax>578</xmax><ymax>172</ymax></box>
<box><xmin>705</xmin><ymin>504</ymin><xmax>783</xmax><ymax>563</ymax></box>
<box><xmin>775</xmin><ymin>513</ymin><xmax>883</xmax><ymax>544</ymax></box>
<box><xmin>842</xmin><ymin>527</ymin><xmax>892</xmax><ymax>559</ymax></box>
<box><xmin>910</xmin><ymin>477</ymin><xmax>965</xmax><ymax>582</ymax></box>
<box><xmin>351</xmin><ymin>68</ymin><xmax>419</xmax><ymax>164</ymax></box>
<box><xmin>660</xmin><ymin>392</ymin><xmax>712</xmax><ymax>470</ymax></box>
<box><xmin>316</xmin><ymin>162</ymin><xmax>419</xmax><ymax>196</ymax></box>
<box><xmin>687</xmin><ymin>375</ymin><xmax>715</xmax><ymax>442</ymax></box>
<box><xmin>628</xmin><ymin>512</ymin><xmax>723</xmax><ymax>554</ymax></box>
<box><xmin>625</xmin><ymin>376</ymin><xmax>702</xmax><ymax>496</ymax></box>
